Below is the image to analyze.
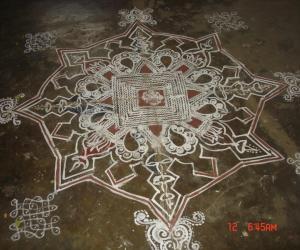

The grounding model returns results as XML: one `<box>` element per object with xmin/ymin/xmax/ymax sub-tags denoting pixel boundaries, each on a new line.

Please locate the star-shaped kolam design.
<box><xmin>15</xmin><ymin>21</ymin><xmax>285</xmax><ymax>228</ymax></box>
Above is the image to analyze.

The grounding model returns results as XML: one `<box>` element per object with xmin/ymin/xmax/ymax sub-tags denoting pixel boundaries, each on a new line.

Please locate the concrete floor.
<box><xmin>0</xmin><ymin>0</ymin><xmax>300</xmax><ymax>249</ymax></box>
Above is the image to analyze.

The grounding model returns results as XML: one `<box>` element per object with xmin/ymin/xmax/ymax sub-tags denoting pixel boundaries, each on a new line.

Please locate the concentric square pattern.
<box><xmin>112</xmin><ymin>72</ymin><xmax>191</xmax><ymax>126</ymax></box>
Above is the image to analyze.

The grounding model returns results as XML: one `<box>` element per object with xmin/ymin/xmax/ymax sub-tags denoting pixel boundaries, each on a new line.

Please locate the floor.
<box><xmin>0</xmin><ymin>0</ymin><xmax>300</xmax><ymax>249</ymax></box>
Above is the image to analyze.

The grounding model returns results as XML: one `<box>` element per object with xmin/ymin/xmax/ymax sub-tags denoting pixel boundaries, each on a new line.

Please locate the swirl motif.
<box><xmin>9</xmin><ymin>193</ymin><xmax>60</xmax><ymax>241</ymax></box>
<box><xmin>118</xmin><ymin>7</ymin><xmax>157</xmax><ymax>27</ymax></box>
<box><xmin>162</xmin><ymin>125</ymin><xmax>198</xmax><ymax>156</ymax></box>
<box><xmin>205</xmin><ymin>12</ymin><xmax>248</xmax><ymax>33</ymax></box>
<box><xmin>274</xmin><ymin>71</ymin><xmax>300</xmax><ymax>102</ymax></box>
<box><xmin>134</xmin><ymin>210</ymin><xmax>205</xmax><ymax>250</ymax></box>
<box><xmin>0</xmin><ymin>98</ymin><xmax>20</xmax><ymax>126</ymax></box>
<box><xmin>287</xmin><ymin>152</ymin><xmax>300</xmax><ymax>175</ymax></box>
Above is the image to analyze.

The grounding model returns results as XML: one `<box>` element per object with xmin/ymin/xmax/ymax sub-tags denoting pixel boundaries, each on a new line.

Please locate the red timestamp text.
<box><xmin>228</xmin><ymin>222</ymin><xmax>278</xmax><ymax>233</ymax></box>
<box><xmin>247</xmin><ymin>222</ymin><xmax>278</xmax><ymax>232</ymax></box>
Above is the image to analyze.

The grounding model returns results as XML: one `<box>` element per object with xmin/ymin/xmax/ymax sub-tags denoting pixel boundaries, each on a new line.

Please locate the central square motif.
<box><xmin>138</xmin><ymin>89</ymin><xmax>166</xmax><ymax>107</ymax></box>
<box><xmin>112</xmin><ymin>72</ymin><xmax>191</xmax><ymax>127</ymax></box>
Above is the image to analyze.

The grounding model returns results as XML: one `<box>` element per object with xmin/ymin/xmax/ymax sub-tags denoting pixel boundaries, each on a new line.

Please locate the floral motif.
<box><xmin>142</xmin><ymin>90</ymin><xmax>164</xmax><ymax>106</ymax></box>
<box><xmin>0</xmin><ymin>93</ymin><xmax>24</xmax><ymax>126</ymax></box>
<box><xmin>134</xmin><ymin>210</ymin><xmax>205</xmax><ymax>250</ymax></box>
<box><xmin>118</xmin><ymin>7</ymin><xmax>157</xmax><ymax>27</ymax></box>
<box><xmin>205</xmin><ymin>11</ymin><xmax>248</xmax><ymax>33</ymax></box>
<box><xmin>274</xmin><ymin>71</ymin><xmax>300</xmax><ymax>101</ymax></box>
<box><xmin>24</xmin><ymin>32</ymin><xmax>57</xmax><ymax>53</ymax></box>
<box><xmin>287</xmin><ymin>153</ymin><xmax>300</xmax><ymax>175</ymax></box>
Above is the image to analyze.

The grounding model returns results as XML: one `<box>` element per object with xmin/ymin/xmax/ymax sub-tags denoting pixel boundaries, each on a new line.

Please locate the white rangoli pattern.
<box><xmin>24</xmin><ymin>32</ymin><xmax>57</xmax><ymax>53</ymax></box>
<box><xmin>205</xmin><ymin>11</ymin><xmax>248</xmax><ymax>33</ymax></box>
<box><xmin>287</xmin><ymin>153</ymin><xmax>300</xmax><ymax>175</ymax></box>
<box><xmin>2</xmin><ymin>8</ymin><xmax>287</xmax><ymax>249</ymax></box>
<box><xmin>142</xmin><ymin>90</ymin><xmax>165</xmax><ymax>106</ymax></box>
<box><xmin>135</xmin><ymin>210</ymin><xmax>205</xmax><ymax>250</ymax></box>
<box><xmin>9</xmin><ymin>193</ymin><xmax>60</xmax><ymax>241</ymax></box>
<box><xmin>0</xmin><ymin>93</ymin><xmax>25</xmax><ymax>126</ymax></box>
<box><xmin>118</xmin><ymin>7</ymin><xmax>157</xmax><ymax>27</ymax></box>
<box><xmin>274</xmin><ymin>71</ymin><xmax>300</xmax><ymax>101</ymax></box>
